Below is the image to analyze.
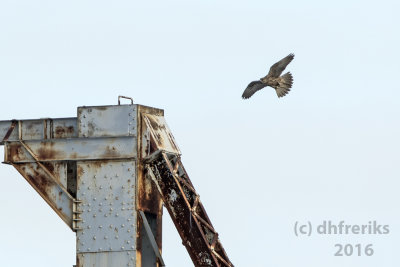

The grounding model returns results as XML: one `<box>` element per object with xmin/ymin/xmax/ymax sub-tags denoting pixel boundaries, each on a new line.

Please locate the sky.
<box><xmin>0</xmin><ymin>0</ymin><xmax>400</xmax><ymax>266</ymax></box>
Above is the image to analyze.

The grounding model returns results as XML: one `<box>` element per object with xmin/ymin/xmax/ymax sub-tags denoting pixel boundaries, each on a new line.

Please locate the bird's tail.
<box><xmin>275</xmin><ymin>72</ymin><xmax>293</xmax><ymax>98</ymax></box>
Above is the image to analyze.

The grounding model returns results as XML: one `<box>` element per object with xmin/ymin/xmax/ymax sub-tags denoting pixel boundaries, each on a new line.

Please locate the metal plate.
<box><xmin>77</xmin><ymin>251</ymin><xmax>136</xmax><ymax>267</ymax></box>
<box><xmin>76</xmin><ymin>160</ymin><xmax>136</xmax><ymax>253</ymax></box>
<box><xmin>78</xmin><ymin>105</ymin><xmax>137</xmax><ymax>138</ymax></box>
<box><xmin>142</xmin><ymin>114</ymin><xmax>180</xmax><ymax>155</ymax></box>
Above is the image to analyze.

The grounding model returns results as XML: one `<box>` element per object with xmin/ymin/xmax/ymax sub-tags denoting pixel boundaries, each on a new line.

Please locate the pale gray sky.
<box><xmin>0</xmin><ymin>1</ymin><xmax>399</xmax><ymax>266</ymax></box>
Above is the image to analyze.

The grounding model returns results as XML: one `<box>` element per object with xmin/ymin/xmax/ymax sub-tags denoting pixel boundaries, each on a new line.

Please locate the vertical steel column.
<box><xmin>74</xmin><ymin>105</ymin><xmax>138</xmax><ymax>267</ymax></box>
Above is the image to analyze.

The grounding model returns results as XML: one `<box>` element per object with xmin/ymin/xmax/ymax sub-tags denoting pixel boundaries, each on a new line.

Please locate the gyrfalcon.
<box><xmin>242</xmin><ymin>53</ymin><xmax>294</xmax><ymax>99</ymax></box>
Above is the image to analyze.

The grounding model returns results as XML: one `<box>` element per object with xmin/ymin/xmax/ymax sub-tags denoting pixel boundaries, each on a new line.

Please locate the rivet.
<box><xmin>88</xmin><ymin>226</ymin><xmax>91</xmax><ymax>229</ymax></box>
<box><xmin>127</xmin><ymin>229</ymin><xmax>131</xmax><ymax>233</ymax></box>
<box><xmin>100</xmin><ymin>186</ymin><xmax>103</xmax><ymax>189</ymax></box>
<box><xmin>116</xmin><ymin>213</ymin><xmax>119</xmax><ymax>217</ymax></box>
<box><xmin>116</xmin><ymin>235</ymin><xmax>119</xmax><ymax>239</ymax></box>
<box><xmin>93</xmin><ymin>236</ymin><xmax>96</xmax><ymax>240</ymax></box>
<box><xmin>127</xmin><ymin>240</ymin><xmax>130</xmax><ymax>244</ymax></box>
<box><xmin>93</xmin><ymin>198</ymin><xmax>96</xmax><ymax>201</ymax></box>
<box><xmin>121</xmin><ymin>224</ymin><xmax>125</xmax><ymax>228</ymax></box>
<box><xmin>105</xmin><ymin>214</ymin><xmax>108</xmax><ymax>217</ymax></box>
<box><xmin>104</xmin><ymin>235</ymin><xmax>108</xmax><ymax>239</ymax></box>
<box><xmin>121</xmin><ymin>246</ymin><xmax>125</xmax><ymax>250</ymax></box>
<box><xmin>99</xmin><ymin>225</ymin><xmax>103</xmax><ymax>229</ymax></box>
<box><xmin>93</xmin><ymin>214</ymin><xmax>97</xmax><ymax>218</ymax></box>
<box><xmin>87</xmin><ymin>248</ymin><xmax>90</xmax><ymax>251</ymax></box>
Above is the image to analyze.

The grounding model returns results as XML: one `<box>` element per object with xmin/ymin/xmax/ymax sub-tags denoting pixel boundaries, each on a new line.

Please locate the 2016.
<box><xmin>334</xmin><ymin>244</ymin><xmax>374</xmax><ymax>256</ymax></box>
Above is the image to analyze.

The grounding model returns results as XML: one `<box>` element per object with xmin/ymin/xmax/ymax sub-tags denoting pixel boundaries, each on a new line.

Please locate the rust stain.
<box><xmin>8</xmin><ymin>143</ymin><xmax>24</xmax><ymax>162</ymax></box>
<box><xmin>93</xmin><ymin>106</ymin><xmax>108</xmax><ymax>111</ymax></box>
<box><xmin>42</xmin><ymin>162</ymin><xmax>55</xmax><ymax>173</ymax></box>
<box><xmin>100</xmin><ymin>146</ymin><xmax>121</xmax><ymax>158</ymax></box>
<box><xmin>37</xmin><ymin>142</ymin><xmax>61</xmax><ymax>160</ymax></box>
<box><xmin>87</xmin><ymin>122</ymin><xmax>95</xmax><ymax>137</ymax></box>
<box><xmin>54</xmin><ymin>126</ymin><xmax>75</xmax><ymax>138</ymax></box>
<box><xmin>77</xmin><ymin>165</ymin><xmax>84</xmax><ymax>178</ymax></box>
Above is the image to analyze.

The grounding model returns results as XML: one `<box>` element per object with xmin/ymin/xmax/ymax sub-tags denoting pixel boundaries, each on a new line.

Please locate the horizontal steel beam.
<box><xmin>4</xmin><ymin>137</ymin><xmax>137</xmax><ymax>163</ymax></box>
<box><xmin>0</xmin><ymin>118</ymin><xmax>77</xmax><ymax>145</ymax></box>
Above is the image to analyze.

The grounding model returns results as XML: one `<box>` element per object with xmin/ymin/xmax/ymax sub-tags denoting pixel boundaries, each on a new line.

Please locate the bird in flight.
<box><xmin>242</xmin><ymin>53</ymin><xmax>294</xmax><ymax>99</ymax></box>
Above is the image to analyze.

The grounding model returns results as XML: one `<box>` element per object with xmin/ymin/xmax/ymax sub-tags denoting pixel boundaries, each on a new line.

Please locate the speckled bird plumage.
<box><xmin>242</xmin><ymin>53</ymin><xmax>294</xmax><ymax>99</ymax></box>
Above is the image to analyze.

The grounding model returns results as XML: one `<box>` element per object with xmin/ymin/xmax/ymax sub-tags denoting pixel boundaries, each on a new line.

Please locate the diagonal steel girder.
<box><xmin>145</xmin><ymin>151</ymin><xmax>234</xmax><ymax>267</ymax></box>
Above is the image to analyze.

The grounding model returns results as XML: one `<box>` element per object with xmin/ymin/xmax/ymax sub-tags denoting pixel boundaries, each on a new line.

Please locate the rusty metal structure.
<box><xmin>0</xmin><ymin>96</ymin><xmax>233</xmax><ymax>267</ymax></box>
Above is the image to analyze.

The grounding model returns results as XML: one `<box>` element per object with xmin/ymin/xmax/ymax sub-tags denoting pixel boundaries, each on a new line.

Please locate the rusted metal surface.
<box><xmin>146</xmin><ymin>152</ymin><xmax>233</xmax><ymax>267</ymax></box>
<box><xmin>4</xmin><ymin>137</ymin><xmax>136</xmax><ymax>163</ymax></box>
<box><xmin>0</xmin><ymin>118</ymin><xmax>77</xmax><ymax>145</ymax></box>
<box><xmin>12</xmin><ymin>162</ymin><xmax>74</xmax><ymax>227</ymax></box>
<box><xmin>53</xmin><ymin>118</ymin><xmax>78</xmax><ymax>139</ymax></box>
<box><xmin>1</xmin><ymin>100</ymin><xmax>234</xmax><ymax>267</ymax></box>
<box><xmin>137</xmin><ymin>105</ymin><xmax>164</xmax><ymax>267</ymax></box>
<box><xmin>142</xmin><ymin>114</ymin><xmax>181</xmax><ymax>155</ymax></box>
<box><xmin>1</xmin><ymin>119</ymin><xmax>17</xmax><ymax>143</ymax></box>
<box><xmin>78</xmin><ymin>105</ymin><xmax>136</xmax><ymax>138</ymax></box>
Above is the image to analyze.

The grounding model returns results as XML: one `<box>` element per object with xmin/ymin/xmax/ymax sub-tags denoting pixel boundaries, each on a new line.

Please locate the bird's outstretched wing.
<box><xmin>242</xmin><ymin>81</ymin><xmax>267</xmax><ymax>99</ymax></box>
<box><xmin>266</xmin><ymin>53</ymin><xmax>294</xmax><ymax>78</ymax></box>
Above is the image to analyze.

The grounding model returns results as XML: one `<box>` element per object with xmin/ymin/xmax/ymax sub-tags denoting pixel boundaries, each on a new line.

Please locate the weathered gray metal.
<box><xmin>1</xmin><ymin>102</ymin><xmax>162</xmax><ymax>267</ymax></box>
<box><xmin>0</xmin><ymin>98</ymin><xmax>233</xmax><ymax>267</ymax></box>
